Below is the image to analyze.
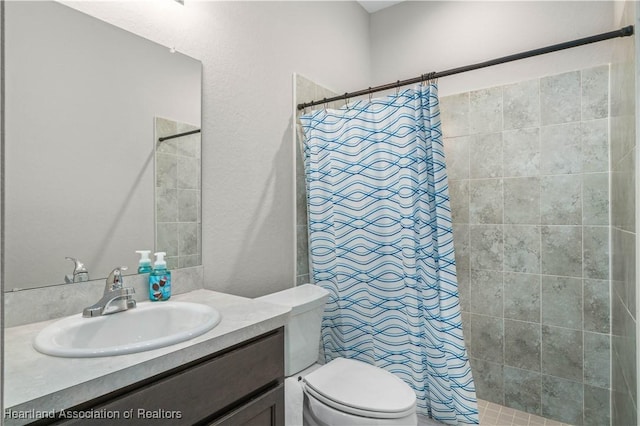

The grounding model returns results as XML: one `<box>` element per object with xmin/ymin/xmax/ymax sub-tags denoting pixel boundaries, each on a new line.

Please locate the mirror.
<box><xmin>4</xmin><ymin>1</ymin><xmax>202</xmax><ymax>291</ymax></box>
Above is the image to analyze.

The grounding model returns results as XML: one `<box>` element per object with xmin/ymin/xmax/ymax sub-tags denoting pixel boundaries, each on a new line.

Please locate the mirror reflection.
<box><xmin>4</xmin><ymin>1</ymin><xmax>202</xmax><ymax>291</ymax></box>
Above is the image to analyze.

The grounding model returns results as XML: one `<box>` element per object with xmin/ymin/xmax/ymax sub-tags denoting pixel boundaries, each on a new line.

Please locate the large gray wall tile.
<box><xmin>441</xmin><ymin>93</ymin><xmax>469</xmax><ymax>138</ymax></box>
<box><xmin>542</xmin><ymin>275</ymin><xmax>582</xmax><ymax>329</ymax></box>
<box><xmin>470</xmin><ymin>133</ymin><xmax>503</xmax><ymax>178</ymax></box>
<box><xmin>444</xmin><ymin>136</ymin><xmax>471</xmax><ymax>180</ymax></box>
<box><xmin>583</xmin><ymin>279</ymin><xmax>610</xmax><ymax>334</ymax></box>
<box><xmin>541</xmin><ymin>226</ymin><xmax>582</xmax><ymax>277</ymax></box>
<box><xmin>612</xmin><ymin>149</ymin><xmax>635</xmax><ymax>233</ymax></box>
<box><xmin>541</xmin><ymin>326</ymin><xmax>583</xmax><ymax>381</ymax></box>
<box><xmin>470</xmin><ymin>358</ymin><xmax>504</xmax><ymax>405</ymax></box>
<box><xmin>504</xmin><ymin>225</ymin><xmax>541</xmax><ymax>273</ymax></box>
<box><xmin>449</xmin><ymin>179</ymin><xmax>469</xmax><ymax>224</ymax></box>
<box><xmin>470</xmin><ymin>269</ymin><xmax>503</xmax><ymax>317</ymax></box>
<box><xmin>540</xmin><ymin>175</ymin><xmax>582</xmax><ymax>225</ymax></box>
<box><xmin>504</xmin><ymin>177</ymin><xmax>540</xmax><ymax>225</ymax></box>
<box><xmin>582</xmin><ymin>119</ymin><xmax>609</xmax><ymax>173</ymax></box>
<box><xmin>540</xmin><ymin>71</ymin><xmax>581</xmax><ymax>125</ymax></box>
<box><xmin>503</xmin><ymin>79</ymin><xmax>540</xmax><ymax>130</ymax></box>
<box><xmin>581</xmin><ymin>65</ymin><xmax>609</xmax><ymax>120</ymax></box>
<box><xmin>583</xmin><ymin>226</ymin><xmax>610</xmax><ymax>280</ymax></box>
<box><xmin>540</xmin><ymin>123</ymin><xmax>582</xmax><ymax>174</ymax></box>
<box><xmin>541</xmin><ymin>375</ymin><xmax>584</xmax><ymax>425</ymax></box>
<box><xmin>583</xmin><ymin>385</ymin><xmax>610</xmax><ymax>426</ymax></box>
<box><xmin>504</xmin><ymin>367</ymin><xmax>541</xmax><ymax>415</ymax></box>
<box><xmin>469</xmin><ymin>87</ymin><xmax>503</xmax><ymax>134</ymax></box>
<box><xmin>504</xmin><ymin>272</ymin><xmax>540</xmax><ymax>322</ymax></box>
<box><xmin>453</xmin><ymin>223</ymin><xmax>470</xmax><ymax>273</ymax></box>
<box><xmin>582</xmin><ymin>173</ymin><xmax>609</xmax><ymax>225</ymax></box>
<box><xmin>584</xmin><ymin>332</ymin><xmax>610</xmax><ymax>389</ymax></box>
<box><xmin>503</xmin><ymin>128</ymin><xmax>540</xmax><ymax>177</ymax></box>
<box><xmin>504</xmin><ymin>320</ymin><xmax>541</xmax><ymax>371</ymax></box>
<box><xmin>470</xmin><ymin>225</ymin><xmax>503</xmax><ymax>271</ymax></box>
<box><xmin>457</xmin><ymin>266</ymin><xmax>470</xmax><ymax>312</ymax></box>
<box><xmin>469</xmin><ymin>179</ymin><xmax>503</xmax><ymax>224</ymax></box>
<box><xmin>469</xmin><ymin>314</ymin><xmax>504</xmax><ymax>363</ymax></box>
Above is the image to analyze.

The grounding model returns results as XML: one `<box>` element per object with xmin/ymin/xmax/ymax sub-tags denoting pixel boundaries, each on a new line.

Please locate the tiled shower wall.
<box><xmin>294</xmin><ymin>75</ymin><xmax>344</xmax><ymax>285</ymax></box>
<box><xmin>155</xmin><ymin>117</ymin><xmax>202</xmax><ymax>270</ymax></box>
<box><xmin>441</xmin><ymin>66</ymin><xmax>612</xmax><ymax>426</ymax></box>
<box><xmin>610</xmin><ymin>2</ymin><xmax>637</xmax><ymax>424</ymax></box>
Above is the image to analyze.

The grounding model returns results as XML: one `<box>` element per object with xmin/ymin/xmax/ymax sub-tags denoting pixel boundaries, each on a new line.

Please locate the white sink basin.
<box><xmin>33</xmin><ymin>301</ymin><xmax>221</xmax><ymax>358</ymax></box>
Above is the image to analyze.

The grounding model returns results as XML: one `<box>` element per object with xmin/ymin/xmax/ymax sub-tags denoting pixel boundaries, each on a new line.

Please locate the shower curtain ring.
<box><xmin>323</xmin><ymin>98</ymin><xmax>328</xmax><ymax>111</ymax></box>
<box><xmin>344</xmin><ymin>93</ymin><xmax>350</xmax><ymax>110</ymax></box>
<box><xmin>368</xmin><ymin>87</ymin><xmax>373</xmax><ymax>103</ymax></box>
<box><xmin>395</xmin><ymin>80</ymin><xmax>400</xmax><ymax>95</ymax></box>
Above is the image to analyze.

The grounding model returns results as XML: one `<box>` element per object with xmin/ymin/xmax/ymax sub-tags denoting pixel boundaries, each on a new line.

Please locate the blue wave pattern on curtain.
<box><xmin>300</xmin><ymin>84</ymin><xmax>478</xmax><ymax>425</ymax></box>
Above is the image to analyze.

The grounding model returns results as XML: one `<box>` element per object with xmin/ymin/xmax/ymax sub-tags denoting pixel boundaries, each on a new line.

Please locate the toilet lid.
<box><xmin>302</xmin><ymin>358</ymin><xmax>416</xmax><ymax>418</ymax></box>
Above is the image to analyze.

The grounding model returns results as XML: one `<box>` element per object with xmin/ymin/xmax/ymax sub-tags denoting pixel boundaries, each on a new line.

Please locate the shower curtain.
<box><xmin>300</xmin><ymin>84</ymin><xmax>478</xmax><ymax>425</ymax></box>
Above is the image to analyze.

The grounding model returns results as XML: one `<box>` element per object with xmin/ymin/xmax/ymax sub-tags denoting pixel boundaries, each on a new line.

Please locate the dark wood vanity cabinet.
<box><xmin>49</xmin><ymin>328</ymin><xmax>285</xmax><ymax>426</ymax></box>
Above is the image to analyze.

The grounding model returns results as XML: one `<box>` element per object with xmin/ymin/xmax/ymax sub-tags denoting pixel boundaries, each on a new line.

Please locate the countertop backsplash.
<box><xmin>4</xmin><ymin>266</ymin><xmax>204</xmax><ymax>328</ymax></box>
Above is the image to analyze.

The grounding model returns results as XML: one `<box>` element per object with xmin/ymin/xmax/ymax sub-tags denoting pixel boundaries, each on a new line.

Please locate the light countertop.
<box><xmin>4</xmin><ymin>289</ymin><xmax>290</xmax><ymax>424</ymax></box>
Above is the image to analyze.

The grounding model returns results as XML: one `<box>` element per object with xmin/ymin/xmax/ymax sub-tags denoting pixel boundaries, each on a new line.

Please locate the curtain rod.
<box><xmin>297</xmin><ymin>25</ymin><xmax>634</xmax><ymax>111</ymax></box>
<box><xmin>158</xmin><ymin>128</ymin><xmax>201</xmax><ymax>142</ymax></box>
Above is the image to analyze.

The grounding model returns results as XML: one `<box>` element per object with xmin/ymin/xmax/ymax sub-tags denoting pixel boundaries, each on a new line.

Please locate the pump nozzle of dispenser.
<box><xmin>135</xmin><ymin>250</ymin><xmax>152</xmax><ymax>273</ymax></box>
<box><xmin>153</xmin><ymin>252</ymin><xmax>167</xmax><ymax>269</ymax></box>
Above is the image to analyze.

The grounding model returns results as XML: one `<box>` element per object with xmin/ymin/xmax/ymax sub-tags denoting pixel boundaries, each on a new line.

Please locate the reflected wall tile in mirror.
<box><xmin>175</xmin><ymin>122</ymin><xmax>201</xmax><ymax>158</ymax></box>
<box><xmin>155</xmin><ymin>117</ymin><xmax>202</xmax><ymax>269</ymax></box>
<box><xmin>157</xmin><ymin>223</ymin><xmax>179</xmax><ymax>257</ymax></box>
<box><xmin>179</xmin><ymin>223</ymin><xmax>198</xmax><ymax>256</ymax></box>
<box><xmin>157</xmin><ymin>153</ymin><xmax>178</xmax><ymax>188</ymax></box>
<box><xmin>179</xmin><ymin>255</ymin><xmax>201</xmax><ymax>269</ymax></box>
<box><xmin>156</xmin><ymin>118</ymin><xmax>179</xmax><ymax>154</ymax></box>
<box><xmin>157</xmin><ymin>187</ymin><xmax>178</xmax><ymax>222</ymax></box>
<box><xmin>178</xmin><ymin>156</ymin><xmax>200</xmax><ymax>190</ymax></box>
<box><xmin>178</xmin><ymin>189</ymin><xmax>199</xmax><ymax>222</ymax></box>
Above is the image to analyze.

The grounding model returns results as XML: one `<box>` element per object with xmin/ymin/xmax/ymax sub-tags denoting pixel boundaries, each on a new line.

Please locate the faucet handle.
<box><xmin>105</xmin><ymin>266</ymin><xmax>128</xmax><ymax>291</ymax></box>
<box><xmin>65</xmin><ymin>257</ymin><xmax>89</xmax><ymax>283</ymax></box>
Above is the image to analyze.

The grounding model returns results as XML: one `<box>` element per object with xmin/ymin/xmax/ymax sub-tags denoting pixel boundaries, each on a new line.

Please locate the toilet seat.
<box><xmin>301</xmin><ymin>358</ymin><xmax>416</xmax><ymax>419</ymax></box>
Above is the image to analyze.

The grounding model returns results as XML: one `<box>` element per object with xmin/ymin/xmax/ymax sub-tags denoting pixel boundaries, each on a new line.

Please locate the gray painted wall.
<box><xmin>4</xmin><ymin>1</ymin><xmax>201</xmax><ymax>290</ymax></box>
<box><xmin>63</xmin><ymin>0</ymin><xmax>372</xmax><ymax>298</ymax></box>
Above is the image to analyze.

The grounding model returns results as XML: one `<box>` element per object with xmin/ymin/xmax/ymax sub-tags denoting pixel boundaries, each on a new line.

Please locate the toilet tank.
<box><xmin>255</xmin><ymin>284</ymin><xmax>329</xmax><ymax>376</ymax></box>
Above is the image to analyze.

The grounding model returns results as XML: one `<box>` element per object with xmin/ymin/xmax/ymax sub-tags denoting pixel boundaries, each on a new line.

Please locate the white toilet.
<box><xmin>256</xmin><ymin>284</ymin><xmax>418</xmax><ymax>426</ymax></box>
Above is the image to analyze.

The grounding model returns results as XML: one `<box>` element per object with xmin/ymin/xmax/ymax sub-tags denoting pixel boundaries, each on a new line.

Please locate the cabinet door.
<box><xmin>208</xmin><ymin>383</ymin><xmax>284</xmax><ymax>426</ymax></box>
<box><xmin>53</xmin><ymin>329</ymin><xmax>284</xmax><ymax>425</ymax></box>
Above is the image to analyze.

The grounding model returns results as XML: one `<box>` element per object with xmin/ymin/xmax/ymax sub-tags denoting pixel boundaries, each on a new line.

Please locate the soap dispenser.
<box><xmin>149</xmin><ymin>252</ymin><xmax>171</xmax><ymax>301</ymax></box>
<box><xmin>135</xmin><ymin>250</ymin><xmax>152</xmax><ymax>274</ymax></box>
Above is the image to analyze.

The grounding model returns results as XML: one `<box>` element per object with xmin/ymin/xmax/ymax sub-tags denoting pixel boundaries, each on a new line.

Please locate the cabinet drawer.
<box><xmin>209</xmin><ymin>383</ymin><xmax>284</xmax><ymax>426</ymax></box>
<box><xmin>56</xmin><ymin>329</ymin><xmax>284</xmax><ymax>425</ymax></box>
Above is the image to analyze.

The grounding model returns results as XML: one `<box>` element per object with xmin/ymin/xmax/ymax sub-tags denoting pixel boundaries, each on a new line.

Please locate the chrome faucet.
<box><xmin>65</xmin><ymin>257</ymin><xmax>89</xmax><ymax>283</ymax></box>
<box><xmin>82</xmin><ymin>266</ymin><xmax>136</xmax><ymax>317</ymax></box>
